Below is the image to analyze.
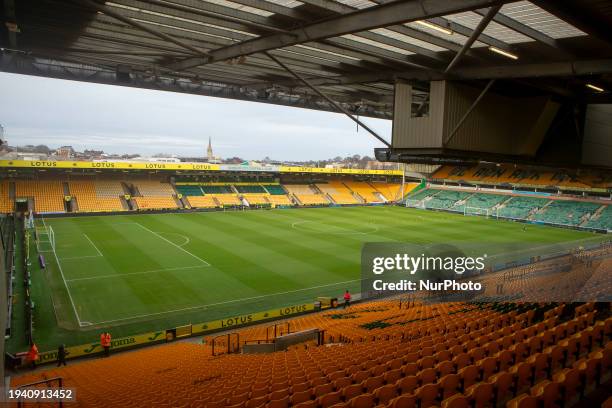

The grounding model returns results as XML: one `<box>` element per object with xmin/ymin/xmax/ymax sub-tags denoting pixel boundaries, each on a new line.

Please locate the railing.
<box><xmin>211</xmin><ymin>332</ymin><xmax>239</xmax><ymax>356</ymax></box>
<box><xmin>15</xmin><ymin>377</ymin><xmax>65</xmax><ymax>408</ymax></box>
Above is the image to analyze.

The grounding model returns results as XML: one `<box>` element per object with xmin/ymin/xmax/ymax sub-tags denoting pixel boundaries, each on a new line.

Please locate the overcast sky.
<box><xmin>0</xmin><ymin>72</ymin><xmax>391</xmax><ymax>161</ymax></box>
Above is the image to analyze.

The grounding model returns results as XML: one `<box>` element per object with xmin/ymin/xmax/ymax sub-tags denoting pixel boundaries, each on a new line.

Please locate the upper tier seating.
<box><xmin>433</xmin><ymin>165</ymin><xmax>608</xmax><ymax>189</ymax></box>
<box><xmin>185</xmin><ymin>196</ymin><xmax>218</xmax><ymax>208</ymax></box>
<box><xmin>584</xmin><ymin>205</ymin><xmax>612</xmax><ymax>230</ymax></box>
<box><xmin>11</xmin><ymin>300</ymin><xmax>610</xmax><ymax>408</ymax></box>
<box><xmin>263</xmin><ymin>185</ymin><xmax>287</xmax><ymax>195</ymax></box>
<box><xmin>533</xmin><ymin>200</ymin><xmax>602</xmax><ymax>226</ymax></box>
<box><xmin>69</xmin><ymin>179</ymin><xmax>124</xmax><ymax>212</ymax></box>
<box><xmin>175</xmin><ymin>185</ymin><xmax>203</xmax><ymax>196</ymax></box>
<box><xmin>497</xmin><ymin>196</ymin><xmax>550</xmax><ymax>219</ymax></box>
<box><xmin>344</xmin><ymin>181</ymin><xmax>384</xmax><ymax>203</ymax></box>
<box><xmin>133</xmin><ymin>180</ymin><xmax>176</xmax><ymax>196</ymax></box>
<box><xmin>316</xmin><ymin>182</ymin><xmax>359</xmax><ymax>204</ymax></box>
<box><xmin>0</xmin><ymin>180</ymin><xmax>13</xmax><ymax>213</ymax></box>
<box><xmin>235</xmin><ymin>185</ymin><xmax>267</xmax><ymax>194</ymax></box>
<box><xmin>202</xmin><ymin>185</ymin><xmax>233</xmax><ymax>194</ymax></box>
<box><xmin>15</xmin><ymin>180</ymin><xmax>65</xmax><ymax>213</ymax></box>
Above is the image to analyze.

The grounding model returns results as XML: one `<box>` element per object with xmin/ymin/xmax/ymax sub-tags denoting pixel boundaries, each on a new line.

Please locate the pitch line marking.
<box><xmin>86</xmin><ymin>278</ymin><xmax>362</xmax><ymax>326</ymax></box>
<box><xmin>83</xmin><ymin>233</ymin><xmax>103</xmax><ymax>257</ymax></box>
<box><xmin>134</xmin><ymin>222</ymin><xmax>210</xmax><ymax>266</ymax></box>
<box><xmin>291</xmin><ymin>220</ymin><xmax>379</xmax><ymax>235</ymax></box>
<box><xmin>66</xmin><ymin>265</ymin><xmax>207</xmax><ymax>282</ymax></box>
<box><xmin>156</xmin><ymin>232</ymin><xmax>190</xmax><ymax>247</ymax></box>
<box><xmin>41</xmin><ymin>219</ymin><xmax>84</xmax><ymax>327</ymax></box>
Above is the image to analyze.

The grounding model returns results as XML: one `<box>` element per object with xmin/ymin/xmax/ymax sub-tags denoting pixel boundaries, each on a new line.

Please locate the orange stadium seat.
<box><xmin>15</xmin><ymin>180</ymin><xmax>65</xmax><ymax>213</ymax></box>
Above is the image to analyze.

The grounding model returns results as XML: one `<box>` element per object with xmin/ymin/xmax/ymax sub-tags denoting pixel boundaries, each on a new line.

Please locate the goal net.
<box><xmin>405</xmin><ymin>199</ymin><xmax>425</xmax><ymax>209</ymax></box>
<box><xmin>464</xmin><ymin>206</ymin><xmax>492</xmax><ymax>217</ymax></box>
<box><xmin>35</xmin><ymin>222</ymin><xmax>55</xmax><ymax>253</ymax></box>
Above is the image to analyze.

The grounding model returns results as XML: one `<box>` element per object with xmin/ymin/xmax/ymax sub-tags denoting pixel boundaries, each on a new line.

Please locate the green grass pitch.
<box><xmin>16</xmin><ymin>206</ymin><xmax>598</xmax><ymax>351</ymax></box>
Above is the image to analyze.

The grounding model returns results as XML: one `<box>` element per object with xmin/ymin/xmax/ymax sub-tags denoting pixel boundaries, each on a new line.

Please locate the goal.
<box><xmin>464</xmin><ymin>206</ymin><xmax>493</xmax><ymax>217</ymax></box>
<box><xmin>35</xmin><ymin>223</ymin><xmax>55</xmax><ymax>253</ymax></box>
<box><xmin>405</xmin><ymin>199</ymin><xmax>425</xmax><ymax>209</ymax></box>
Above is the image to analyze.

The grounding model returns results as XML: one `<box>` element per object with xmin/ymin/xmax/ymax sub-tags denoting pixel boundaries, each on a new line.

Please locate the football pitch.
<box><xmin>21</xmin><ymin>206</ymin><xmax>598</xmax><ymax>350</ymax></box>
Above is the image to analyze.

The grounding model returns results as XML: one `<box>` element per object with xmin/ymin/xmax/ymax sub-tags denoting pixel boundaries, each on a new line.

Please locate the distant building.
<box><xmin>56</xmin><ymin>145</ymin><xmax>75</xmax><ymax>159</ymax></box>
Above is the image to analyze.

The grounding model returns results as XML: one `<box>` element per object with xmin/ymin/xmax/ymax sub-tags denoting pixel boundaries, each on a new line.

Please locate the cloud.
<box><xmin>0</xmin><ymin>72</ymin><xmax>391</xmax><ymax>160</ymax></box>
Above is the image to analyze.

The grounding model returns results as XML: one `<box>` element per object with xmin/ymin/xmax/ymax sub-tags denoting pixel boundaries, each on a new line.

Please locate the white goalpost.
<box><xmin>35</xmin><ymin>219</ymin><xmax>56</xmax><ymax>253</ymax></box>
<box><xmin>464</xmin><ymin>206</ymin><xmax>493</xmax><ymax>217</ymax></box>
<box><xmin>405</xmin><ymin>199</ymin><xmax>425</xmax><ymax>209</ymax></box>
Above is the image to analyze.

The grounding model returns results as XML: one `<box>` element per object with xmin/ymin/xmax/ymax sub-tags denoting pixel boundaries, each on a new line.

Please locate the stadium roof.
<box><xmin>2</xmin><ymin>0</ymin><xmax>612</xmax><ymax>120</ymax></box>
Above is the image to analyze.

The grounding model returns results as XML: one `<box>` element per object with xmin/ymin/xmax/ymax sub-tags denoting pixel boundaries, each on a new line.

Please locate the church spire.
<box><xmin>207</xmin><ymin>137</ymin><xmax>213</xmax><ymax>161</ymax></box>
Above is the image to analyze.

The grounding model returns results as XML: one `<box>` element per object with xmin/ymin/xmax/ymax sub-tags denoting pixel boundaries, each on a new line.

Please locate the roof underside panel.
<box><xmin>1</xmin><ymin>0</ymin><xmax>610</xmax><ymax>120</ymax></box>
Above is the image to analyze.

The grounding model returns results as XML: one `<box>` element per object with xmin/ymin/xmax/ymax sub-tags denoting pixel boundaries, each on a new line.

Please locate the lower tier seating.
<box><xmin>243</xmin><ymin>194</ymin><xmax>269</xmax><ymax>205</ymax></box>
<box><xmin>69</xmin><ymin>180</ymin><xmax>124</xmax><ymax>212</ymax></box>
<box><xmin>497</xmin><ymin>196</ymin><xmax>550</xmax><ymax>219</ymax></box>
<box><xmin>344</xmin><ymin>181</ymin><xmax>384</xmax><ymax>203</ymax></box>
<box><xmin>213</xmin><ymin>194</ymin><xmax>242</xmax><ymax>206</ymax></box>
<box><xmin>11</xmin><ymin>301</ymin><xmax>610</xmax><ymax>408</ymax></box>
<box><xmin>15</xmin><ymin>180</ymin><xmax>65</xmax><ymax>213</ymax></box>
<box><xmin>533</xmin><ymin>201</ymin><xmax>601</xmax><ymax>226</ymax></box>
<box><xmin>186</xmin><ymin>196</ymin><xmax>218</xmax><ymax>208</ymax></box>
<box><xmin>0</xmin><ymin>180</ymin><xmax>13</xmax><ymax>213</ymax></box>
<box><xmin>267</xmin><ymin>195</ymin><xmax>293</xmax><ymax>206</ymax></box>
<box><xmin>263</xmin><ymin>185</ymin><xmax>287</xmax><ymax>195</ymax></box>
<box><xmin>133</xmin><ymin>196</ymin><xmax>179</xmax><ymax>210</ymax></box>
<box><xmin>584</xmin><ymin>205</ymin><xmax>612</xmax><ymax>230</ymax></box>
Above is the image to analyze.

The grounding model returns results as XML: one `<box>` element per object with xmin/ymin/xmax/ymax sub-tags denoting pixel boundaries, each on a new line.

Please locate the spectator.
<box><xmin>343</xmin><ymin>290</ymin><xmax>351</xmax><ymax>309</ymax></box>
<box><xmin>27</xmin><ymin>343</ymin><xmax>39</xmax><ymax>369</ymax></box>
<box><xmin>57</xmin><ymin>344</ymin><xmax>67</xmax><ymax>367</ymax></box>
<box><xmin>100</xmin><ymin>332</ymin><xmax>112</xmax><ymax>357</ymax></box>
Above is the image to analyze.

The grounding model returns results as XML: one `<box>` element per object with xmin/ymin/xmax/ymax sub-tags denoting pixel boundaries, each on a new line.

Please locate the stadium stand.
<box><xmin>344</xmin><ymin>181</ymin><xmax>385</xmax><ymax>203</ymax></box>
<box><xmin>533</xmin><ymin>200</ymin><xmax>603</xmax><ymax>227</ymax></box>
<box><xmin>263</xmin><ymin>185</ymin><xmax>288</xmax><ymax>195</ymax></box>
<box><xmin>11</xmin><ymin>299</ymin><xmax>611</xmax><ymax>408</ymax></box>
<box><xmin>185</xmin><ymin>195</ymin><xmax>219</xmax><ymax>208</ymax></box>
<box><xmin>0</xmin><ymin>180</ymin><xmax>13</xmax><ymax>213</ymax></box>
<box><xmin>372</xmin><ymin>182</ymin><xmax>407</xmax><ymax>202</ymax></box>
<box><xmin>130</xmin><ymin>179</ymin><xmax>179</xmax><ymax>210</ymax></box>
<box><xmin>316</xmin><ymin>181</ymin><xmax>360</xmax><ymax>205</ymax></box>
<box><xmin>68</xmin><ymin>179</ymin><xmax>124</xmax><ymax>212</ymax></box>
<box><xmin>497</xmin><ymin>196</ymin><xmax>550</xmax><ymax>220</ymax></box>
<box><xmin>242</xmin><ymin>194</ymin><xmax>270</xmax><ymax>206</ymax></box>
<box><xmin>201</xmin><ymin>185</ymin><xmax>233</xmax><ymax>194</ymax></box>
<box><xmin>432</xmin><ymin>165</ymin><xmax>610</xmax><ymax>190</ymax></box>
<box><xmin>425</xmin><ymin>190</ymin><xmax>471</xmax><ymax>210</ymax></box>
<box><xmin>15</xmin><ymin>180</ymin><xmax>65</xmax><ymax>213</ymax></box>
<box><xmin>285</xmin><ymin>184</ymin><xmax>330</xmax><ymax>206</ymax></box>
<box><xmin>175</xmin><ymin>185</ymin><xmax>204</xmax><ymax>196</ymax></box>
<box><xmin>584</xmin><ymin>205</ymin><xmax>612</xmax><ymax>231</ymax></box>
<box><xmin>456</xmin><ymin>193</ymin><xmax>510</xmax><ymax>213</ymax></box>
<box><xmin>235</xmin><ymin>185</ymin><xmax>267</xmax><ymax>194</ymax></box>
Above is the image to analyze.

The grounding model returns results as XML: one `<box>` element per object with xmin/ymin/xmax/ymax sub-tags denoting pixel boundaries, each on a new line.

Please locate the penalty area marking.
<box><xmin>134</xmin><ymin>222</ymin><xmax>210</xmax><ymax>266</ymax></box>
<box><xmin>66</xmin><ymin>264</ymin><xmax>207</xmax><ymax>282</ymax></box>
<box><xmin>86</xmin><ymin>278</ymin><xmax>362</xmax><ymax>327</ymax></box>
<box><xmin>156</xmin><ymin>232</ymin><xmax>190</xmax><ymax>247</ymax></box>
<box><xmin>291</xmin><ymin>220</ymin><xmax>379</xmax><ymax>235</ymax></box>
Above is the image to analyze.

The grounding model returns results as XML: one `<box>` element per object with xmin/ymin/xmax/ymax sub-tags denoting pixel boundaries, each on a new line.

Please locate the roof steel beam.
<box><xmin>167</xmin><ymin>0</ymin><xmax>510</xmax><ymax>71</ymax></box>
<box><xmin>445</xmin><ymin>5</ymin><xmax>501</xmax><ymax>72</ymax></box>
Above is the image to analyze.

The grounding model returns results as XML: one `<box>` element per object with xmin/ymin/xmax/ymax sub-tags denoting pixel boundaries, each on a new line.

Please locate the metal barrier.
<box><xmin>15</xmin><ymin>377</ymin><xmax>65</xmax><ymax>408</ymax></box>
<box><xmin>211</xmin><ymin>332</ymin><xmax>240</xmax><ymax>356</ymax></box>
